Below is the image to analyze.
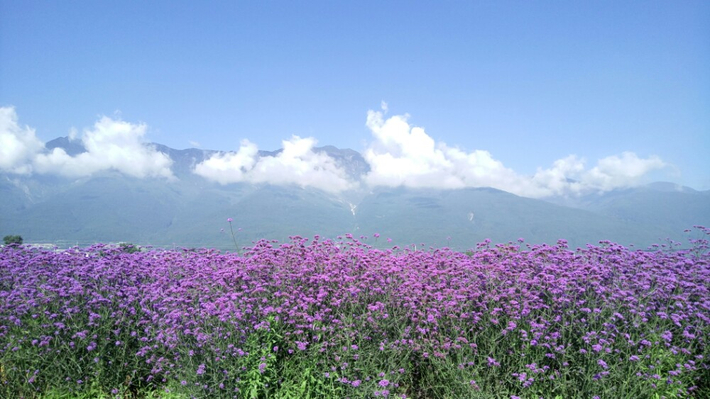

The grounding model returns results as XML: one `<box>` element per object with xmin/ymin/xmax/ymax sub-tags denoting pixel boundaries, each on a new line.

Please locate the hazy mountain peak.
<box><xmin>644</xmin><ymin>181</ymin><xmax>697</xmax><ymax>193</ymax></box>
<box><xmin>45</xmin><ymin>136</ymin><xmax>86</xmax><ymax>156</ymax></box>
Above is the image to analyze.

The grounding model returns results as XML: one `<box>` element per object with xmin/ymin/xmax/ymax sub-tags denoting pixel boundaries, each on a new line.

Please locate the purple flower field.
<box><xmin>1</xmin><ymin>229</ymin><xmax>709</xmax><ymax>398</ymax></box>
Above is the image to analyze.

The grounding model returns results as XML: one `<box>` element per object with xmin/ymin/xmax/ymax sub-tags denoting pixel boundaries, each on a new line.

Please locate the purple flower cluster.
<box><xmin>1</xmin><ymin>228</ymin><xmax>709</xmax><ymax>397</ymax></box>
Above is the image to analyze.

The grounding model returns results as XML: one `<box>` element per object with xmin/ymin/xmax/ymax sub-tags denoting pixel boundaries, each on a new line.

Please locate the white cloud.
<box><xmin>193</xmin><ymin>139</ymin><xmax>259</xmax><ymax>184</ymax></box>
<box><xmin>527</xmin><ymin>155</ymin><xmax>587</xmax><ymax>197</ymax></box>
<box><xmin>363</xmin><ymin>109</ymin><xmax>524</xmax><ymax>191</ymax></box>
<box><xmin>525</xmin><ymin>153</ymin><xmax>667</xmax><ymax>197</ymax></box>
<box><xmin>0</xmin><ymin>106</ymin><xmax>174</xmax><ymax>179</ymax></box>
<box><xmin>0</xmin><ymin>107</ymin><xmax>45</xmax><ymax>174</ymax></box>
<box><xmin>1</xmin><ymin>105</ymin><xmax>670</xmax><ymax>197</ymax></box>
<box><xmin>363</xmin><ymin>108</ymin><xmax>667</xmax><ymax>198</ymax></box>
<box><xmin>583</xmin><ymin>152</ymin><xmax>666</xmax><ymax>191</ymax></box>
<box><xmin>194</xmin><ymin>136</ymin><xmax>355</xmax><ymax>193</ymax></box>
<box><xmin>35</xmin><ymin>116</ymin><xmax>174</xmax><ymax>179</ymax></box>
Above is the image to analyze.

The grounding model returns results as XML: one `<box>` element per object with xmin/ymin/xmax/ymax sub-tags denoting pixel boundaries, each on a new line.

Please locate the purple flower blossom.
<box><xmin>1</xmin><ymin>230</ymin><xmax>708</xmax><ymax>396</ymax></box>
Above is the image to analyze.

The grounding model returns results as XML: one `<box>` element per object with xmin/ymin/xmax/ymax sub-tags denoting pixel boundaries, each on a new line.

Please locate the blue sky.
<box><xmin>1</xmin><ymin>0</ymin><xmax>708</xmax><ymax>193</ymax></box>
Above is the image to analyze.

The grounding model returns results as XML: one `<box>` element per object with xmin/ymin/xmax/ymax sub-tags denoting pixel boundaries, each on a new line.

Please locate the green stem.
<box><xmin>228</xmin><ymin>221</ymin><xmax>239</xmax><ymax>253</ymax></box>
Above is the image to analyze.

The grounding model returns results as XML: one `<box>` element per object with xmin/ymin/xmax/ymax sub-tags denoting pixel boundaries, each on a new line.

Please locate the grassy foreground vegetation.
<box><xmin>1</xmin><ymin>228</ymin><xmax>709</xmax><ymax>398</ymax></box>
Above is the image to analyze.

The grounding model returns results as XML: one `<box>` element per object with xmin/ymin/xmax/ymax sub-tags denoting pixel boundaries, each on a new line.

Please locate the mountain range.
<box><xmin>2</xmin><ymin>138</ymin><xmax>709</xmax><ymax>251</ymax></box>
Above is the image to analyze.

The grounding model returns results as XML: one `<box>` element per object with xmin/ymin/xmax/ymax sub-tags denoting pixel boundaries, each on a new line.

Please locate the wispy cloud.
<box><xmin>193</xmin><ymin>136</ymin><xmax>356</xmax><ymax>193</ymax></box>
<box><xmin>0</xmin><ymin>106</ymin><xmax>174</xmax><ymax>179</ymax></box>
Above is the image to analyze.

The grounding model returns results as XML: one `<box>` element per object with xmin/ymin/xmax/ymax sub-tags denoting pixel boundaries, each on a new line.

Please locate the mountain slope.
<box><xmin>1</xmin><ymin>139</ymin><xmax>707</xmax><ymax>251</ymax></box>
<box><xmin>353</xmin><ymin>187</ymin><xmax>675</xmax><ymax>250</ymax></box>
<box><xmin>544</xmin><ymin>183</ymin><xmax>710</xmax><ymax>245</ymax></box>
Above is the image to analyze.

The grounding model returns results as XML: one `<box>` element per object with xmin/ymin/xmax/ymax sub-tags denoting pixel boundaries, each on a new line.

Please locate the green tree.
<box><xmin>119</xmin><ymin>242</ymin><xmax>141</xmax><ymax>254</ymax></box>
<box><xmin>3</xmin><ymin>235</ymin><xmax>23</xmax><ymax>245</ymax></box>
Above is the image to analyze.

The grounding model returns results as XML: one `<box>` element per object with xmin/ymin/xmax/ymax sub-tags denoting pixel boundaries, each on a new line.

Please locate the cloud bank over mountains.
<box><xmin>362</xmin><ymin>108</ymin><xmax>667</xmax><ymax>197</ymax></box>
<box><xmin>1</xmin><ymin>107</ymin><xmax>174</xmax><ymax>179</ymax></box>
<box><xmin>0</xmin><ymin>105</ymin><xmax>669</xmax><ymax>198</ymax></box>
<box><xmin>193</xmin><ymin>136</ymin><xmax>355</xmax><ymax>194</ymax></box>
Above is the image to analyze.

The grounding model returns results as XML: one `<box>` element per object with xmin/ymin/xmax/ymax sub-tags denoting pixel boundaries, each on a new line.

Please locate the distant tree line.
<box><xmin>3</xmin><ymin>235</ymin><xmax>23</xmax><ymax>245</ymax></box>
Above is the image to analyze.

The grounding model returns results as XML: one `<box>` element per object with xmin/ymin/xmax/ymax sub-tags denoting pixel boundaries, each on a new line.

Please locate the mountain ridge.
<box><xmin>2</xmin><ymin>137</ymin><xmax>708</xmax><ymax>251</ymax></box>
